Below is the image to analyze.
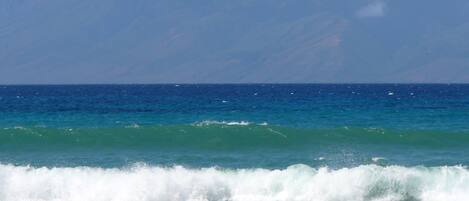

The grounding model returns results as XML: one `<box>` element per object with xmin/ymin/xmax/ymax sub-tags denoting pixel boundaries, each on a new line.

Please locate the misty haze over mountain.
<box><xmin>1</xmin><ymin>0</ymin><xmax>469</xmax><ymax>84</ymax></box>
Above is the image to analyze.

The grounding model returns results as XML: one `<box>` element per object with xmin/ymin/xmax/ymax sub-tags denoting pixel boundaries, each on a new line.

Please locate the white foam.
<box><xmin>193</xmin><ymin>121</ymin><xmax>270</xmax><ymax>127</ymax></box>
<box><xmin>372</xmin><ymin>157</ymin><xmax>386</xmax><ymax>162</ymax></box>
<box><xmin>125</xmin><ymin>123</ymin><xmax>140</xmax><ymax>128</ymax></box>
<box><xmin>193</xmin><ymin>121</ymin><xmax>252</xmax><ymax>126</ymax></box>
<box><xmin>3</xmin><ymin>126</ymin><xmax>27</xmax><ymax>130</ymax></box>
<box><xmin>1</xmin><ymin>164</ymin><xmax>469</xmax><ymax>201</ymax></box>
<box><xmin>315</xmin><ymin>157</ymin><xmax>326</xmax><ymax>161</ymax></box>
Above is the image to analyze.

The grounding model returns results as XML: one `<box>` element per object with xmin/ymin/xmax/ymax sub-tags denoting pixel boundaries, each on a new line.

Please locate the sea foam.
<box><xmin>193</xmin><ymin>121</ymin><xmax>256</xmax><ymax>126</ymax></box>
<box><xmin>0</xmin><ymin>164</ymin><xmax>468</xmax><ymax>201</ymax></box>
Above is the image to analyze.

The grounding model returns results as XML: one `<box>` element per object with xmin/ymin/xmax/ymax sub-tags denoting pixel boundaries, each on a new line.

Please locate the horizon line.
<box><xmin>1</xmin><ymin>82</ymin><xmax>468</xmax><ymax>86</ymax></box>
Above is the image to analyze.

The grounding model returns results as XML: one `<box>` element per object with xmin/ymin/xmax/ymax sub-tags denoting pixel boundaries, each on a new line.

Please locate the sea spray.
<box><xmin>0</xmin><ymin>164</ymin><xmax>469</xmax><ymax>201</ymax></box>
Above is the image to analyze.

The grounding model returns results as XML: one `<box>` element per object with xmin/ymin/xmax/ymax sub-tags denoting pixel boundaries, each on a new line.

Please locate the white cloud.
<box><xmin>357</xmin><ymin>1</ymin><xmax>387</xmax><ymax>18</ymax></box>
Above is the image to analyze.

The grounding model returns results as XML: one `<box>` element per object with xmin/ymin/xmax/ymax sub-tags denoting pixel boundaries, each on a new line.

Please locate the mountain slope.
<box><xmin>1</xmin><ymin>0</ymin><xmax>468</xmax><ymax>83</ymax></box>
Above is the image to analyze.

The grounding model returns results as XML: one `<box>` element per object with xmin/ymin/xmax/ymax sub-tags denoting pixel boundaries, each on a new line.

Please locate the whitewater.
<box><xmin>1</xmin><ymin>164</ymin><xmax>469</xmax><ymax>201</ymax></box>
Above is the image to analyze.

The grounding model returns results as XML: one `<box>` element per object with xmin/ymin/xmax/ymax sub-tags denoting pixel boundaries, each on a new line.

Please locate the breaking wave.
<box><xmin>0</xmin><ymin>164</ymin><xmax>468</xmax><ymax>201</ymax></box>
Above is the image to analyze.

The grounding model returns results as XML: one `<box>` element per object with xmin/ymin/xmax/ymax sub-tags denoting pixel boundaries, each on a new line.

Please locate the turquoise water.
<box><xmin>1</xmin><ymin>84</ymin><xmax>469</xmax><ymax>200</ymax></box>
<box><xmin>1</xmin><ymin>125</ymin><xmax>469</xmax><ymax>169</ymax></box>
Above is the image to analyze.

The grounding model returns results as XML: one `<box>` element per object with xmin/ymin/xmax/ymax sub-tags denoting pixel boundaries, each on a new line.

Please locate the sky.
<box><xmin>1</xmin><ymin>0</ymin><xmax>469</xmax><ymax>84</ymax></box>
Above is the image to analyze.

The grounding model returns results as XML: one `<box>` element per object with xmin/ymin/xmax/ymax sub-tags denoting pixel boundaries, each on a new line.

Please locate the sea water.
<box><xmin>0</xmin><ymin>84</ymin><xmax>468</xmax><ymax>201</ymax></box>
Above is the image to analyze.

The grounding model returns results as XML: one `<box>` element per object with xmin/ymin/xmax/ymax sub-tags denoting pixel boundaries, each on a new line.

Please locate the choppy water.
<box><xmin>1</xmin><ymin>84</ymin><xmax>469</xmax><ymax>201</ymax></box>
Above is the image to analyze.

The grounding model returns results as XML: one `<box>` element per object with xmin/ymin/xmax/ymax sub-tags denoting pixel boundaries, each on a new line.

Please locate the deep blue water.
<box><xmin>1</xmin><ymin>84</ymin><xmax>468</xmax><ymax>129</ymax></box>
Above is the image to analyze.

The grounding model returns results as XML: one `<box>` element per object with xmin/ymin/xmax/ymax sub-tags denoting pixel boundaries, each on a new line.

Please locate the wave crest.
<box><xmin>193</xmin><ymin>120</ymin><xmax>268</xmax><ymax>126</ymax></box>
<box><xmin>0</xmin><ymin>164</ymin><xmax>468</xmax><ymax>201</ymax></box>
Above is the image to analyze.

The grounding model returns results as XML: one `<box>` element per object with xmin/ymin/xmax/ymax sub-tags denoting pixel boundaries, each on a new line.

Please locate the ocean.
<box><xmin>0</xmin><ymin>84</ymin><xmax>468</xmax><ymax>201</ymax></box>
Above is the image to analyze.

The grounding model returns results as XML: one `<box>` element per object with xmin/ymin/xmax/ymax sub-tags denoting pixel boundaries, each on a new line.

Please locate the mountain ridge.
<box><xmin>1</xmin><ymin>0</ymin><xmax>468</xmax><ymax>84</ymax></box>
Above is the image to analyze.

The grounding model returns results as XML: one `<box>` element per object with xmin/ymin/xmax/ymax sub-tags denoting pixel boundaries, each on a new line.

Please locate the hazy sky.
<box><xmin>1</xmin><ymin>0</ymin><xmax>469</xmax><ymax>84</ymax></box>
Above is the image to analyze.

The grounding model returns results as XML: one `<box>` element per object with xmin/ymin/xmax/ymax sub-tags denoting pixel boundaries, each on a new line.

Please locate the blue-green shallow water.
<box><xmin>1</xmin><ymin>84</ymin><xmax>469</xmax><ymax>168</ymax></box>
<box><xmin>1</xmin><ymin>125</ymin><xmax>469</xmax><ymax>168</ymax></box>
<box><xmin>2</xmin><ymin>84</ymin><xmax>469</xmax><ymax>201</ymax></box>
